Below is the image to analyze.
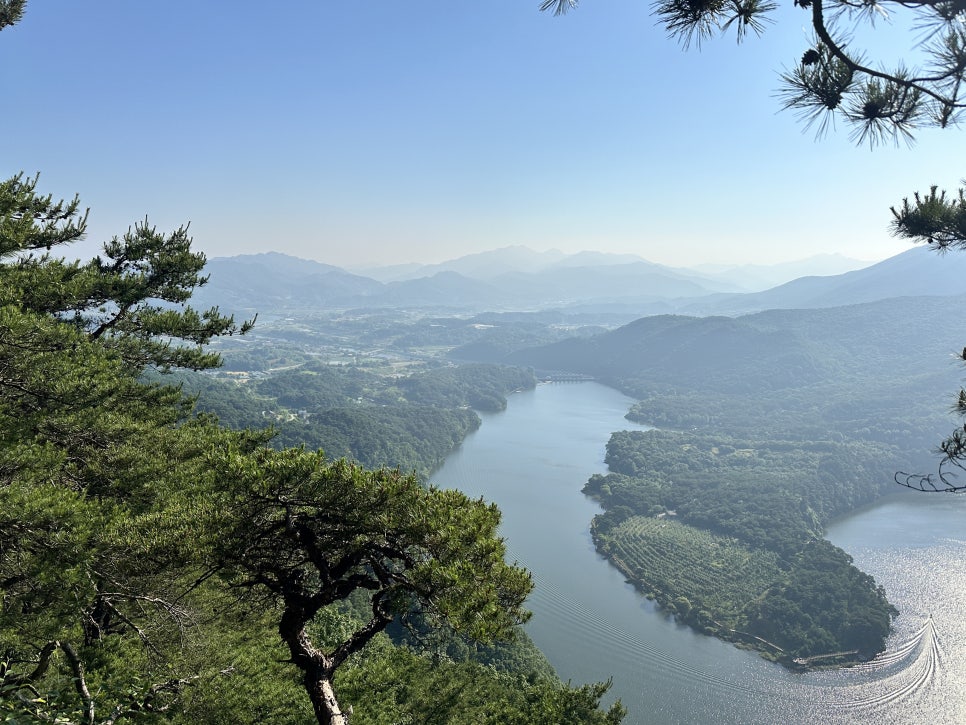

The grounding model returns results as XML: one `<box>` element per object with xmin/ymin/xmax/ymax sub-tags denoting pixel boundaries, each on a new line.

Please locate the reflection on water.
<box><xmin>826</xmin><ymin>619</ymin><xmax>939</xmax><ymax>711</ymax></box>
<box><xmin>823</xmin><ymin>497</ymin><xmax>966</xmax><ymax>724</ymax></box>
<box><xmin>431</xmin><ymin>382</ymin><xmax>966</xmax><ymax>724</ymax></box>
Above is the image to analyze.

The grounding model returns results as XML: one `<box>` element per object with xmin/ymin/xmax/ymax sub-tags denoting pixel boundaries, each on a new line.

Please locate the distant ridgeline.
<box><xmin>504</xmin><ymin>298</ymin><xmax>963</xmax><ymax>666</ymax></box>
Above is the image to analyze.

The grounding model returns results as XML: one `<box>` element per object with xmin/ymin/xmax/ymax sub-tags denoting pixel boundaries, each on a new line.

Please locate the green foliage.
<box><xmin>598</xmin><ymin>514</ymin><xmax>897</xmax><ymax>659</ymax></box>
<box><xmin>270</xmin><ymin>405</ymin><xmax>480</xmax><ymax>476</ymax></box>
<box><xmin>201</xmin><ymin>447</ymin><xmax>537</xmax><ymax>721</ymax></box>
<box><xmin>254</xmin><ymin>361</ymin><xmax>380</xmax><ymax>409</ymax></box>
<box><xmin>545</xmin><ymin>0</ymin><xmax>966</xmax><ymax>146</ymax></box>
<box><xmin>210</xmin><ymin>448</ymin><xmax>534</xmax><ymax>642</ymax></box>
<box><xmin>599</xmin><ymin>516</ymin><xmax>781</xmax><ymax>629</ymax></box>
<box><xmin>0</xmin><ymin>173</ymin><xmax>86</xmax><ymax>253</ymax></box>
<box><xmin>599</xmin><ymin>430</ymin><xmax>899</xmax><ymax>548</ymax></box>
<box><xmin>747</xmin><ymin>539</ymin><xmax>896</xmax><ymax>659</ymax></box>
<box><xmin>396</xmin><ymin>363</ymin><xmax>535</xmax><ymax>412</ymax></box>
<box><xmin>0</xmin><ymin>173</ymin><xmax>252</xmax><ymax>373</ymax></box>
<box><xmin>175</xmin><ymin>359</ymin><xmax>533</xmax><ymax>478</ymax></box>
<box><xmin>589</xmin><ymin>430</ymin><xmax>898</xmax><ymax>661</ymax></box>
<box><xmin>155</xmin><ymin>368</ymin><xmax>269</xmax><ymax>431</ymax></box>
<box><xmin>892</xmin><ymin>185</ymin><xmax>966</xmax><ymax>254</ymax></box>
<box><xmin>889</xmin><ymin>184</ymin><xmax>966</xmax><ymax>488</ymax></box>
<box><xmin>336</xmin><ymin>645</ymin><xmax>626</xmax><ymax>724</ymax></box>
<box><xmin>0</xmin><ymin>1</ymin><xmax>24</xmax><ymax>31</ymax></box>
<box><xmin>261</xmin><ymin>363</ymin><xmax>532</xmax><ymax>473</ymax></box>
<box><xmin>654</xmin><ymin>0</ymin><xmax>777</xmax><ymax>49</ymax></box>
<box><xmin>509</xmin><ymin>313</ymin><xmax>827</xmax><ymax>394</ymax></box>
<box><xmin>515</xmin><ymin>300</ymin><xmax>958</xmax><ymax>473</ymax></box>
<box><xmin>388</xmin><ymin>618</ymin><xmax>558</xmax><ymax>680</ymax></box>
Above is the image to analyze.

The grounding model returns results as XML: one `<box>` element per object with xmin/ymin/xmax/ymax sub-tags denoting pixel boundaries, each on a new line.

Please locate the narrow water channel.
<box><xmin>430</xmin><ymin>381</ymin><xmax>966</xmax><ymax>724</ymax></box>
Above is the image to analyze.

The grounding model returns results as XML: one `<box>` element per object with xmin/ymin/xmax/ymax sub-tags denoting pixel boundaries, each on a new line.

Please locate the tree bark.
<box><xmin>279</xmin><ymin>605</ymin><xmax>349</xmax><ymax>725</ymax></box>
<box><xmin>306</xmin><ymin>672</ymin><xmax>349</xmax><ymax>725</ymax></box>
<box><xmin>279</xmin><ymin>593</ymin><xmax>396</xmax><ymax>724</ymax></box>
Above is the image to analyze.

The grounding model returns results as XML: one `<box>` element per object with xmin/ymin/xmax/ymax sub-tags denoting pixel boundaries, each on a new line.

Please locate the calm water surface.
<box><xmin>430</xmin><ymin>382</ymin><xmax>966</xmax><ymax>724</ymax></box>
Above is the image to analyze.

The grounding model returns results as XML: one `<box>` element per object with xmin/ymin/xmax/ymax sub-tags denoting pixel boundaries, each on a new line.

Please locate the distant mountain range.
<box><xmin>194</xmin><ymin>245</ymin><xmax>966</xmax><ymax>318</ymax></box>
<box><xmin>350</xmin><ymin>246</ymin><xmax>871</xmax><ymax>291</ymax></box>
<box><xmin>677</xmin><ymin>246</ymin><xmax>966</xmax><ymax>316</ymax></box>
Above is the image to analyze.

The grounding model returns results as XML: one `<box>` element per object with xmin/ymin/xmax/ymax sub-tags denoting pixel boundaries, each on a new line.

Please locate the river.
<box><xmin>429</xmin><ymin>381</ymin><xmax>966</xmax><ymax>724</ymax></box>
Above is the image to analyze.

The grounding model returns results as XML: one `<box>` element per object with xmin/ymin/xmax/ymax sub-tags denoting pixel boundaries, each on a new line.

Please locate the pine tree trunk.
<box><xmin>280</xmin><ymin>606</ymin><xmax>350</xmax><ymax>725</ymax></box>
<box><xmin>307</xmin><ymin>673</ymin><xmax>349</xmax><ymax>725</ymax></box>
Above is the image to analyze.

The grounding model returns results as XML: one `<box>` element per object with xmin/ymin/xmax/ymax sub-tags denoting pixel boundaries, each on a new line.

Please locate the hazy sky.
<box><xmin>2</xmin><ymin>1</ymin><xmax>961</xmax><ymax>269</ymax></box>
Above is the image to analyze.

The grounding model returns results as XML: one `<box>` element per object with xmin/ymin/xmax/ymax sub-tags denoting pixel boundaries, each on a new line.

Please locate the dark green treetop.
<box><xmin>0</xmin><ymin>1</ymin><xmax>24</xmax><ymax>32</ymax></box>
<box><xmin>891</xmin><ymin>184</ymin><xmax>966</xmax><ymax>489</ymax></box>
<box><xmin>0</xmin><ymin>173</ymin><xmax>253</xmax><ymax>372</ymax></box>
<box><xmin>208</xmin><ymin>446</ymin><xmax>534</xmax><ymax>724</ymax></box>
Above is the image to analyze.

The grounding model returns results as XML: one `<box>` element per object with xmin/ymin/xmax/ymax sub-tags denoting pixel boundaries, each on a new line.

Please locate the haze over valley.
<box><xmin>6</xmin><ymin>2</ymin><xmax>966</xmax><ymax>723</ymax></box>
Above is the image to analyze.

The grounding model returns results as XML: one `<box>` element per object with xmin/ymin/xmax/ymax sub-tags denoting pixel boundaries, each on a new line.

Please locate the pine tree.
<box><xmin>544</xmin><ymin>0</ymin><xmax>965</xmax><ymax>146</ymax></box>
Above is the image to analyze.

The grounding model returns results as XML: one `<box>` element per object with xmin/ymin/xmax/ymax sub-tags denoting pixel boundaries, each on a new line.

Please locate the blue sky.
<box><xmin>2</xmin><ymin>1</ymin><xmax>961</xmax><ymax>269</ymax></box>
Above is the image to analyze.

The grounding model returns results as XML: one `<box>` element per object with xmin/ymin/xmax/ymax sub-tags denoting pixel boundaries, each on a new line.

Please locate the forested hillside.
<box><xmin>495</xmin><ymin>298</ymin><xmax>963</xmax><ymax>664</ymax></box>
<box><xmin>171</xmin><ymin>361</ymin><xmax>535</xmax><ymax>478</ymax></box>
<box><xmin>504</xmin><ymin>298</ymin><xmax>960</xmax><ymax>453</ymax></box>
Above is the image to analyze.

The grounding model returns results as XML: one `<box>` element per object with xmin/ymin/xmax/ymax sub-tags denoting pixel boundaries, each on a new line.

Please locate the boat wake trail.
<box><xmin>524</xmin><ymin>566</ymin><xmax>941</xmax><ymax>720</ymax></box>
<box><xmin>824</xmin><ymin>618</ymin><xmax>940</xmax><ymax>712</ymax></box>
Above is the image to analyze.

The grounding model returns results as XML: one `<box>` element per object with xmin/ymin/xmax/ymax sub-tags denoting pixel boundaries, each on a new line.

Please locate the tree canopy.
<box><xmin>0</xmin><ymin>1</ymin><xmax>24</xmax><ymax>32</ymax></box>
<box><xmin>0</xmin><ymin>173</ymin><xmax>254</xmax><ymax>372</ymax></box>
<box><xmin>208</xmin><ymin>446</ymin><xmax>533</xmax><ymax>724</ymax></box>
<box><xmin>892</xmin><ymin>184</ymin><xmax>966</xmax><ymax>489</ymax></box>
<box><xmin>0</xmin><ymin>172</ymin><xmax>259</xmax><ymax>721</ymax></box>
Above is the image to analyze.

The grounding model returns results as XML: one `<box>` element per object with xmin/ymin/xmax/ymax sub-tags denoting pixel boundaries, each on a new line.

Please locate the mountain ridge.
<box><xmin>194</xmin><ymin>246</ymin><xmax>962</xmax><ymax>318</ymax></box>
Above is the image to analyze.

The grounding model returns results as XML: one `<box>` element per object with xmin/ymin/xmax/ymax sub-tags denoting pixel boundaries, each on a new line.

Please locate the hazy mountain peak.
<box><xmin>687</xmin><ymin>253</ymin><xmax>877</xmax><ymax>291</ymax></box>
<box><xmin>401</xmin><ymin>246</ymin><xmax>570</xmax><ymax>281</ymax></box>
<box><xmin>210</xmin><ymin>251</ymin><xmax>343</xmax><ymax>278</ymax></box>
<box><xmin>549</xmin><ymin>250</ymin><xmax>648</xmax><ymax>268</ymax></box>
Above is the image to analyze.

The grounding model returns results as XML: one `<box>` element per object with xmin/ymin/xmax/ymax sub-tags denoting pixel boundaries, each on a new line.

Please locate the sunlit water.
<box><xmin>429</xmin><ymin>382</ymin><xmax>966</xmax><ymax>724</ymax></box>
